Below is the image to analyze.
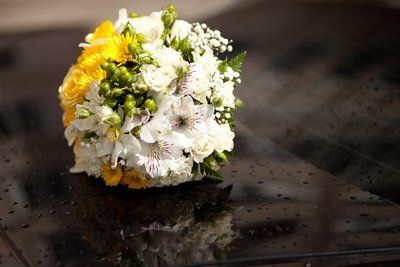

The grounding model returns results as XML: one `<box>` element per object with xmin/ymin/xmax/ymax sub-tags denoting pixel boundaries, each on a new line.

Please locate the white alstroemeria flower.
<box><xmin>168</xmin><ymin>96</ymin><xmax>213</xmax><ymax>137</ymax></box>
<box><xmin>169</xmin><ymin>20</ymin><xmax>192</xmax><ymax>41</ymax></box>
<box><xmin>134</xmin><ymin>136</ymin><xmax>183</xmax><ymax>178</ymax></box>
<box><xmin>174</xmin><ymin>63</ymin><xmax>209</xmax><ymax>103</ymax></box>
<box><xmin>140</xmin><ymin>113</ymin><xmax>171</xmax><ymax>143</ymax></box>
<box><xmin>96</xmin><ymin>115</ymin><xmax>141</xmax><ymax>168</ymax></box>
<box><xmin>141</xmin><ymin>64</ymin><xmax>177</xmax><ymax>92</ymax></box>
<box><xmin>114</xmin><ymin>9</ymin><xmax>164</xmax><ymax>43</ymax></box>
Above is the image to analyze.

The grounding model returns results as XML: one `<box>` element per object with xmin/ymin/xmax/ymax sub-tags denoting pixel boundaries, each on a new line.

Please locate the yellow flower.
<box><xmin>59</xmin><ymin>66</ymin><xmax>87</xmax><ymax>109</ymax></box>
<box><xmin>63</xmin><ymin>107</ymin><xmax>76</xmax><ymax>127</ymax></box>
<box><xmin>88</xmin><ymin>21</ymin><xmax>116</xmax><ymax>43</ymax></box>
<box><xmin>103</xmin><ymin>34</ymin><xmax>137</xmax><ymax>64</ymax></box>
<box><xmin>101</xmin><ymin>162</ymin><xmax>123</xmax><ymax>186</ymax></box>
<box><xmin>121</xmin><ymin>169</ymin><xmax>149</xmax><ymax>189</ymax></box>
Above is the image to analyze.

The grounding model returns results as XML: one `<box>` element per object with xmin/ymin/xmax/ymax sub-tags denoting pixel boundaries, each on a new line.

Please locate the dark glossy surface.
<box><xmin>1</xmin><ymin>2</ymin><xmax>400</xmax><ymax>267</ymax></box>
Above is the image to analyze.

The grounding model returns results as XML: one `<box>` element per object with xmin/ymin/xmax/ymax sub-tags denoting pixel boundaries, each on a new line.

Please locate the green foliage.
<box><xmin>228</xmin><ymin>51</ymin><xmax>246</xmax><ymax>72</ymax></box>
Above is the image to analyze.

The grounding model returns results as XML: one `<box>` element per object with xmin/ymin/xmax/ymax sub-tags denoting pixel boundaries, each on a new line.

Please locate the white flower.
<box><xmin>173</xmin><ymin>63</ymin><xmax>209</xmax><ymax>104</ymax></box>
<box><xmin>168</xmin><ymin>96</ymin><xmax>213</xmax><ymax>137</ymax></box>
<box><xmin>70</xmin><ymin>144</ymin><xmax>102</xmax><ymax>177</ymax></box>
<box><xmin>114</xmin><ymin>9</ymin><xmax>164</xmax><ymax>43</ymax></box>
<box><xmin>134</xmin><ymin>136</ymin><xmax>183</xmax><ymax>178</ymax></box>
<box><xmin>190</xmin><ymin>133</ymin><xmax>215</xmax><ymax>163</ymax></box>
<box><xmin>213</xmin><ymin>81</ymin><xmax>235</xmax><ymax>108</ymax></box>
<box><xmin>211</xmin><ymin>122</ymin><xmax>234</xmax><ymax>152</ymax></box>
<box><xmin>192</xmin><ymin>49</ymin><xmax>219</xmax><ymax>78</ymax></box>
<box><xmin>169</xmin><ymin>20</ymin><xmax>192</xmax><ymax>41</ymax></box>
<box><xmin>85</xmin><ymin>81</ymin><xmax>104</xmax><ymax>105</ymax></box>
<box><xmin>64</xmin><ymin>124</ymin><xmax>77</xmax><ymax>146</ymax></box>
<box><xmin>96</xmin><ymin>115</ymin><xmax>141</xmax><ymax>168</ymax></box>
<box><xmin>158</xmin><ymin>157</ymin><xmax>193</xmax><ymax>185</ymax></box>
<box><xmin>141</xmin><ymin>64</ymin><xmax>177</xmax><ymax>92</ymax></box>
<box><xmin>140</xmin><ymin>113</ymin><xmax>171</xmax><ymax>143</ymax></box>
<box><xmin>152</xmin><ymin>46</ymin><xmax>187</xmax><ymax>68</ymax></box>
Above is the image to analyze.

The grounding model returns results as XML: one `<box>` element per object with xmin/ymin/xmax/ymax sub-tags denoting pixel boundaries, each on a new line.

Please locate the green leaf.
<box><xmin>228</xmin><ymin>51</ymin><xmax>247</xmax><ymax>73</ymax></box>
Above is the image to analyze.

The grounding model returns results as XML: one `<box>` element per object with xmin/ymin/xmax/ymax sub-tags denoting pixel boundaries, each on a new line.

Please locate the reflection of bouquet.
<box><xmin>77</xmin><ymin>178</ymin><xmax>235</xmax><ymax>266</ymax></box>
<box><xmin>59</xmin><ymin>5</ymin><xmax>245</xmax><ymax>188</ymax></box>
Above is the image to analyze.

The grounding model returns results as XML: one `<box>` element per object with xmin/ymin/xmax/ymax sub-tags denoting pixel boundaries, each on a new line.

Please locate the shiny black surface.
<box><xmin>1</xmin><ymin>2</ymin><xmax>400</xmax><ymax>267</ymax></box>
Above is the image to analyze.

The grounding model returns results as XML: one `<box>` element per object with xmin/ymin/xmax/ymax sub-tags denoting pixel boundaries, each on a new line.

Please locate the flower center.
<box><xmin>106</xmin><ymin>127</ymin><xmax>121</xmax><ymax>142</ymax></box>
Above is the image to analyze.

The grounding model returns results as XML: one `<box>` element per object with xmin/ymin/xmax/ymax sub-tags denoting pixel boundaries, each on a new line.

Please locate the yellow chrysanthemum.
<box><xmin>121</xmin><ymin>169</ymin><xmax>149</xmax><ymax>189</ymax></box>
<box><xmin>101</xmin><ymin>162</ymin><xmax>123</xmax><ymax>186</ymax></box>
<box><xmin>88</xmin><ymin>21</ymin><xmax>116</xmax><ymax>43</ymax></box>
<box><xmin>63</xmin><ymin>107</ymin><xmax>76</xmax><ymax>127</ymax></box>
<box><xmin>103</xmin><ymin>34</ymin><xmax>137</xmax><ymax>64</ymax></box>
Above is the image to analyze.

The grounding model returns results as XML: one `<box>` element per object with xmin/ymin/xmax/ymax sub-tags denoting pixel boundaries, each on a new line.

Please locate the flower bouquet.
<box><xmin>59</xmin><ymin>5</ymin><xmax>245</xmax><ymax>188</ymax></box>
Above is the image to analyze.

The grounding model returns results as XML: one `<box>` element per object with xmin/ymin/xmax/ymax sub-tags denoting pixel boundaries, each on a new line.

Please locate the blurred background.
<box><xmin>1</xmin><ymin>0</ymin><xmax>400</xmax><ymax>33</ymax></box>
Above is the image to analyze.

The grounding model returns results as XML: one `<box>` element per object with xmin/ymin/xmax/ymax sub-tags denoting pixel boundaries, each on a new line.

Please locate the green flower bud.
<box><xmin>143</xmin><ymin>98</ymin><xmax>157</xmax><ymax>113</ymax></box>
<box><xmin>171</xmin><ymin>38</ymin><xmax>180</xmax><ymax>50</ymax></box>
<box><xmin>118</xmin><ymin>72</ymin><xmax>131</xmax><ymax>85</ymax></box>
<box><xmin>105</xmin><ymin>113</ymin><xmax>122</xmax><ymax>126</ymax></box>
<box><xmin>122</xmin><ymin>23</ymin><xmax>135</xmax><ymax>36</ymax></box>
<box><xmin>100</xmin><ymin>61</ymin><xmax>110</xmax><ymax>71</ymax></box>
<box><xmin>136</xmin><ymin>33</ymin><xmax>145</xmax><ymax>43</ymax></box>
<box><xmin>128</xmin><ymin>74</ymin><xmax>138</xmax><ymax>84</ymax></box>
<box><xmin>119</xmin><ymin>66</ymin><xmax>129</xmax><ymax>73</ymax></box>
<box><xmin>112</xmin><ymin>88</ymin><xmax>125</xmax><ymax>98</ymax></box>
<box><xmin>135</xmin><ymin>83</ymin><xmax>148</xmax><ymax>94</ymax></box>
<box><xmin>214</xmin><ymin>151</ymin><xmax>228</xmax><ymax>163</ymax></box>
<box><xmin>104</xmin><ymin>98</ymin><xmax>117</xmax><ymax>108</ymax></box>
<box><xmin>76</xmin><ymin>108</ymin><xmax>92</xmax><ymax>119</ymax></box>
<box><xmin>99</xmin><ymin>82</ymin><xmax>111</xmax><ymax>96</ymax></box>
<box><xmin>124</xmin><ymin>100</ymin><xmax>136</xmax><ymax>111</ymax></box>
<box><xmin>125</xmin><ymin>94</ymin><xmax>135</xmax><ymax>102</ymax></box>
<box><xmin>162</xmin><ymin>11</ymin><xmax>174</xmax><ymax>27</ymax></box>
<box><xmin>166</xmin><ymin>4</ymin><xmax>178</xmax><ymax>19</ymax></box>
<box><xmin>128</xmin><ymin>43</ymin><xmax>140</xmax><ymax>56</ymax></box>
<box><xmin>212</xmin><ymin>97</ymin><xmax>223</xmax><ymax>107</ymax></box>
<box><xmin>205</xmin><ymin>156</ymin><xmax>217</xmax><ymax>166</ymax></box>
<box><xmin>138</xmin><ymin>52</ymin><xmax>152</xmax><ymax>64</ymax></box>
<box><xmin>129</xmin><ymin>12</ymin><xmax>139</xmax><ymax>18</ymax></box>
<box><xmin>107</xmin><ymin>63</ymin><xmax>118</xmax><ymax>77</ymax></box>
<box><xmin>126</xmin><ymin>107</ymin><xmax>138</xmax><ymax>117</ymax></box>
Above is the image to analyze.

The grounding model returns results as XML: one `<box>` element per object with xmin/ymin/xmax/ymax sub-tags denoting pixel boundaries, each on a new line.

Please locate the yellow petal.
<box><xmin>101</xmin><ymin>162</ymin><xmax>122</xmax><ymax>186</ymax></box>
<box><xmin>121</xmin><ymin>169</ymin><xmax>149</xmax><ymax>189</ymax></box>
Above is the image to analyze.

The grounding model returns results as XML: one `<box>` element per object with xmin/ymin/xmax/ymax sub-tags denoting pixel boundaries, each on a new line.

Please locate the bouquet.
<box><xmin>59</xmin><ymin>5</ymin><xmax>245</xmax><ymax>188</ymax></box>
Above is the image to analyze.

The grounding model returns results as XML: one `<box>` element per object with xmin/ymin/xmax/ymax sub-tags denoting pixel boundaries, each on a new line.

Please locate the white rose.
<box><xmin>141</xmin><ymin>64</ymin><xmax>177</xmax><ymax>92</ymax></box>
<box><xmin>169</xmin><ymin>20</ymin><xmax>192</xmax><ymax>40</ymax></box>
<box><xmin>212</xmin><ymin>123</ymin><xmax>235</xmax><ymax>152</ymax></box>
<box><xmin>152</xmin><ymin>46</ymin><xmax>186</xmax><ymax>68</ymax></box>
<box><xmin>191</xmin><ymin>134</ymin><xmax>215</xmax><ymax>163</ymax></box>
